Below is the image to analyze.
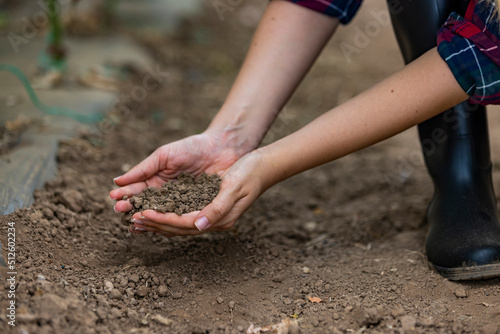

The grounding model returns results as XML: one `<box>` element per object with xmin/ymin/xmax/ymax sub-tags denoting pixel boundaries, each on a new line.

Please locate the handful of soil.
<box><xmin>121</xmin><ymin>173</ymin><xmax>221</xmax><ymax>226</ymax></box>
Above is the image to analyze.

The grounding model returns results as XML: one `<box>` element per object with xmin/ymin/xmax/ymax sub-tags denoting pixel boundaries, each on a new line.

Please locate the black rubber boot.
<box><xmin>389</xmin><ymin>0</ymin><xmax>500</xmax><ymax>280</ymax></box>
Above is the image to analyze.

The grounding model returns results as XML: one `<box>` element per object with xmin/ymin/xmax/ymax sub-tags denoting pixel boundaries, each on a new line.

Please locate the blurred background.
<box><xmin>1</xmin><ymin>2</ymin><xmax>500</xmax><ymax>333</ymax></box>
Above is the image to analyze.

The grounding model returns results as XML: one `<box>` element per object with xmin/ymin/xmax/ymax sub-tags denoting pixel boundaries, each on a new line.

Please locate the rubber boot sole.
<box><xmin>432</xmin><ymin>262</ymin><xmax>500</xmax><ymax>280</ymax></box>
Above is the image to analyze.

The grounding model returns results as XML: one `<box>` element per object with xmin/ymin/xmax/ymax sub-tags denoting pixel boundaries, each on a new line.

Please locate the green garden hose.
<box><xmin>0</xmin><ymin>64</ymin><xmax>103</xmax><ymax>124</ymax></box>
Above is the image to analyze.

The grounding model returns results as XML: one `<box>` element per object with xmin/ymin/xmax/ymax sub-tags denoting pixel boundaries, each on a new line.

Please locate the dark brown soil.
<box><xmin>2</xmin><ymin>1</ymin><xmax>500</xmax><ymax>334</ymax></box>
<box><xmin>122</xmin><ymin>173</ymin><xmax>221</xmax><ymax>225</ymax></box>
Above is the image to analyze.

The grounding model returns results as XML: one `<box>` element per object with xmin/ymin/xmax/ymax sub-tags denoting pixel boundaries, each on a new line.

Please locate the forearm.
<box><xmin>205</xmin><ymin>0</ymin><xmax>339</xmax><ymax>155</ymax></box>
<box><xmin>259</xmin><ymin>48</ymin><xmax>469</xmax><ymax>188</ymax></box>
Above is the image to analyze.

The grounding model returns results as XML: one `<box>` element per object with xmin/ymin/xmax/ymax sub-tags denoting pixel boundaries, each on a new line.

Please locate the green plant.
<box><xmin>38</xmin><ymin>0</ymin><xmax>66</xmax><ymax>71</ymax></box>
<box><xmin>104</xmin><ymin>0</ymin><xmax>119</xmax><ymax>27</ymax></box>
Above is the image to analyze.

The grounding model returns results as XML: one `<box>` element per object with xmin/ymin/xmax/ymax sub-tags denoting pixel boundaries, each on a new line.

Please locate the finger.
<box><xmin>114</xmin><ymin>200</ymin><xmax>133</xmax><ymax>212</ymax></box>
<box><xmin>194</xmin><ymin>186</ymin><xmax>237</xmax><ymax>231</ymax></box>
<box><xmin>129</xmin><ymin>225</ymin><xmax>148</xmax><ymax>234</ymax></box>
<box><xmin>154</xmin><ymin>231</ymin><xmax>177</xmax><ymax>238</ymax></box>
<box><xmin>109</xmin><ymin>181</ymin><xmax>149</xmax><ymax>200</ymax></box>
<box><xmin>131</xmin><ymin>213</ymin><xmax>200</xmax><ymax>235</ymax></box>
<box><xmin>113</xmin><ymin>150</ymin><xmax>163</xmax><ymax>186</ymax></box>
<box><xmin>145</xmin><ymin>222</ymin><xmax>203</xmax><ymax>236</ymax></box>
<box><xmin>138</xmin><ymin>218</ymin><xmax>205</xmax><ymax>236</ymax></box>
<box><xmin>140</xmin><ymin>210</ymin><xmax>199</xmax><ymax>229</ymax></box>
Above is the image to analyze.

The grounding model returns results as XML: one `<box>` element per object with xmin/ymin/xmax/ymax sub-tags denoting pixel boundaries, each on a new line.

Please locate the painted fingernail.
<box><xmin>131</xmin><ymin>218</ymin><xmax>144</xmax><ymax>225</ymax></box>
<box><xmin>195</xmin><ymin>216</ymin><xmax>210</xmax><ymax>231</ymax></box>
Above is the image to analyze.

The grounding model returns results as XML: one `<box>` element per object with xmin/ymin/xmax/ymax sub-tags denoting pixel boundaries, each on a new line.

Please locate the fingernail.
<box><xmin>113</xmin><ymin>205</ymin><xmax>120</xmax><ymax>213</ymax></box>
<box><xmin>133</xmin><ymin>227</ymin><xmax>147</xmax><ymax>231</ymax></box>
<box><xmin>131</xmin><ymin>218</ymin><xmax>144</xmax><ymax>225</ymax></box>
<box><xmin>113</xmin><ymin>176</ymin><xmax>121</xmax><ymax>185</ymax></box>
<box><xmin>195</xmin><ymin>216</ymin><xmax>210</xmax><ymax>231</ymax></box>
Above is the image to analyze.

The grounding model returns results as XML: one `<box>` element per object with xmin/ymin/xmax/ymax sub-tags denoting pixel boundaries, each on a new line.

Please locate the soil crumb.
<box><xmin>121</xmin><ymin>173</ymin><xmax>221</xmax><ymax>225</ymax></box>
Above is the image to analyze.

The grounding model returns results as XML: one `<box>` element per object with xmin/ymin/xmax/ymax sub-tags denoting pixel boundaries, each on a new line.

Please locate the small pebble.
<box><xmin>454</xmin><ymin>288</ymin><xmax>468</xmax><ymax>298</ymax></box>
<box><xmin>302</xmin><ymin>267</ymin><xmax>310</xmax><ymax>274</ymax></box>
<box><xmin>120</xmin><ymin>278</ymin><xmax>128</xmax><ymax>288</ymax></box>
<box><xmin>158</xmin><ymin>285</ymin><xmax>168</xmax><ymax>297</ymax></box>
<box><xmin>217</xmin><ymin>297</ymin><xmax>224</xmax><ymax>304</ymax></box>
<box><xmin>390</xmin><ymin>307</ymin><xmax>405</xmax><ymax>318</ymax></box>
<box><xmin>125</xmin><ymin>288</ymin><xmax>134</xmax><ymax>298</ymax></box>
<box><xmin>229</xmin><ymin>301</ymin><xmax>235</xmax><ymax>309</ymax></box>
<box><xmin>136</xmin><ymin>286</ymin><xmax>148</xmax><ymax>298</ymax></box>
<box><xmin>95</xmin><ymin>307</ymin><xmax>108</xmax><ymax>320</ymax></box>
<box><xmin>110</xmin><ymin>289</ymin><xmax>122</xmax><ymax>300</ymax></box>
<box><xmin>130</xmin><ymin>274</ymin><xmax>140</xmax><ymax>283</ymax></box>
<box><xmin>401</xmin><ymin>315</ymin><xmax>416</xmax><ymax>330</ymax></box>
<box><xmin>362</xmin><ymin>308</ymin><xmax>382</xmax><ymax>326</ymax></box>
<box><xmin>304</xmin><ymin>221</ymin><xmax>318</xmax><ymax>232</ymax></box>
<box><xmin>104</xmin><ymin>281</ymin><xmax>114</xmax><ymax>293</ymax></box>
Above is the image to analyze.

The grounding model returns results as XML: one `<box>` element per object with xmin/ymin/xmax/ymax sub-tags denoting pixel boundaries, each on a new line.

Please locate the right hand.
<box><xmin>109</xmin><ymin>133</ymin><xmax>244</xmax><ymax>218</ymax></box>
<box><xmin>123</xmin><ymin>148</ymin><xmax>274</xmax><ymax>238</ymax></box>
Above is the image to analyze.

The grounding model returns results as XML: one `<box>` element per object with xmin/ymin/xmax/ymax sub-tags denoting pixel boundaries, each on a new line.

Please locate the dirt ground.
<box><xmin>2</xmin><ymin>1</ymin><xmax>500</xmax><ymax>333</ymax></box>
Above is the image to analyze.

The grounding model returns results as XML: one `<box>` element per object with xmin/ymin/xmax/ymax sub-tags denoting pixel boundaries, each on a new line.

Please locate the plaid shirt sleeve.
<box><xmin>281</xmin><ymin>0</ymin><xmax>363</xmax><ymax>24</ymax></box>
<box><xmin>437</xmin><ymin>0</ymin><xmax>500</xmax><ymax>105</ymax></box>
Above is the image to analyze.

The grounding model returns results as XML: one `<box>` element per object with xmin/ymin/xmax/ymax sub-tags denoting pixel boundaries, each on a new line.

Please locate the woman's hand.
<box><xmin>109</xmin><ymin>133</ymin><xmax>243</xmax><ymax>215</ymax></box>
<box><xmin>123</xmin><ymin>150</ymin><xmax>270</xmax><ymax>237</ymax></box>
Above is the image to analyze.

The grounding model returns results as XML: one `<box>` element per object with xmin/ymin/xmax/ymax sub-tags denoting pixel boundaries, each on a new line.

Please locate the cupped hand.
<box><xmin>109</xmin><ymin>133</ymin><xmax>242</xmax><ymax>219</ymax></box>
<box><xmin>125</xmin><ymin>150</ymin><xmax>271</xmax><ymax>237</ymax></box>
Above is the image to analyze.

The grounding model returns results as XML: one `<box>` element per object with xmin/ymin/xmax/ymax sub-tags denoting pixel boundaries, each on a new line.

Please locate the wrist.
<box><xmin>204</xmin><ymin>105</ymin><xmax>275</xmax><ymax>157</ymax></box>
<box><xmin>251</xmin><ymin>146</ymin><xmax>284</xmax><ymax>192</ymax></box>
<box><xmin>203</xmin><ymin>126</ymin><xmax>257</xmax><ymax>159</ymax></box>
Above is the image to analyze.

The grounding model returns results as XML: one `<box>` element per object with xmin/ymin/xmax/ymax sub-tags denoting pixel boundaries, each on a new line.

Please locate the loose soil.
<box><xmin>2</xmin><ymin>1</ymin><xmax>500</xmax><ymax>334</ymax></box>
<box><xmin>122</xmin><ymin>173</ymin><xmax>221</xmax><ymax>225</ymax></box>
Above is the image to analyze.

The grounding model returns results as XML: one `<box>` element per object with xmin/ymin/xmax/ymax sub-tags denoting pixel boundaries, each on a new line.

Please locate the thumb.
<box><xmin>114</xmin><ymin>150</ymin><xmax>163</xmax><ymax>186</ymax></box>
<box><xmin>194</xmin><ymin>187</ymin><xmax>236</xmax><ymax>231</ymax></box>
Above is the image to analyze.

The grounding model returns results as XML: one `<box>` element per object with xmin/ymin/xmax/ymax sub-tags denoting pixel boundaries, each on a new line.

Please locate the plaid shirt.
<box><xmin>438</xmin><ymin>0</ymin><xmax>500</xmax><ymax>105</ymax></box>
<box><xmin>286</xmin><ymin>0</ymin><xmax>500</xmax><ymax>105</ymax></box>
<box><xmin>283</xmin><ymin>0</ymin><xmax>363</xmax><ymax>24</ymax></box>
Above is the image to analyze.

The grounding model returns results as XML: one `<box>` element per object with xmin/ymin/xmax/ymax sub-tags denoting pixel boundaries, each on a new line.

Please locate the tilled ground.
<box><xmin>2</xmin><ymin>1</ymin><xmax>500</xmax><ymax>333</ymax></box>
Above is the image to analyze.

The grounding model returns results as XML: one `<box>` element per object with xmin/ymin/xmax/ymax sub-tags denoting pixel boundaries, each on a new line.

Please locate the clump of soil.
<box><xmin>121</xmin><ymin>173</ymin><xmax>221</xmax><ymax>225</ymax></box>
<box><xmin>0</xmin><ymin>116</ymin><xmax>33</xmax><ymax>155</ymax></box>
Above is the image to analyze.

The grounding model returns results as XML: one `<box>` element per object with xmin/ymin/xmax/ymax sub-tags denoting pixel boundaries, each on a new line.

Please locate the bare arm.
<box><xmin>204</xmin><ymin>0</ymin><xmax>340</xmax><ymax>154</ymax></box>
<box><xmin>257</xmin><ymin>48</ymin><xmax>468</xmax><ymax>187</ymax></box>
<box><xmin>138</xmin><ymin>48</ymin><xmax>468</xmax><ymax>234</ymax></box>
